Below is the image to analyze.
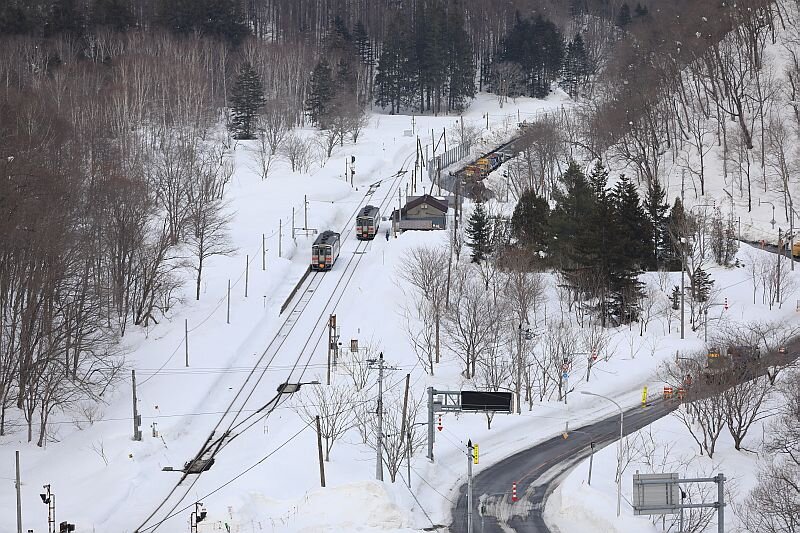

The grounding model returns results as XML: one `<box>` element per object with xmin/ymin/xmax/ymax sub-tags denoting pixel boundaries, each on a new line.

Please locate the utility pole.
<box><xmin>315</xmin><ymin>416</ymin><xmax>326</xmax><ymax>487</ymax></box>
<box><xmin>292</xmin><ymin>207</ymin><xmax>296</xmax><ymax>241</ymax></box>
<box><xmin>717</xmin><ymin>473</ymin><xmax>725</xmax><ymax>533</ymax></box>
<box><xmin>778</xmin><ymin>228</ymin><xmax>783</xmax><ymax>306</ymax></box>
<box><xmin>245</xmin><ymin>255</ymin><xmax>249</xmax><ymax>297</ymax></box>
<box><xmin>15</xmin><ymin>451</ymin><xmax>22</xmax><ymax>533</ymax></box>
<box><xmin>427</xmin><ymin>387</ymin><xmax>435</xmax><ymax>461</ymax></box>
<box><xmin>680</xmin><ymin>169</ymin><xmax>686</xmax><ymax>341</ymax></box>
<box><xmin>401</xmin><ymin>374</ymin><xmax>410</xmax><ymax>488</ymax></box>
<box><xmin>262</xmin><ymin>233</ymin><xmax>266</xmax><ymax>271</ymax></box>
<box><xmin>516</xmin><ymin>324</ymin><xmax>522</xmax><ymax>414</ymax></box>
<box><xmin>131</xmin><ymin>370</ymin><xmax>141</xmax><ymax>441</ymax></box>
<box><xmin>304</xmin><ymin>195</ymin><xmax>309</xmax><ymax>234</ymax></box>
<box><xmin>278</xmin><ymin>219</ymin><xmax>282</xmax><ymax>257</ymax></box>
<box><xmin>185</xmin><ymin>319</ymin><xmax>189</xmax><ymax>367</ymax></box>
<box><xmin>467</xmin><ymin>440</ymin><xmax>474</xmax><ymax>533</ymax></box>
<box><xmin>375</xmin><ymin>353</ymin><xmax>385</xmax><ymax>481</ymax></box>
<box><xmin>327</xmin><ymin>315</ymin><xmax>338</xmax><ymax>385</ymax></box>
<box><xmin>226</xmin><ymin>279</ymin><xmax>231</xmax><ymax>324</ymax></box>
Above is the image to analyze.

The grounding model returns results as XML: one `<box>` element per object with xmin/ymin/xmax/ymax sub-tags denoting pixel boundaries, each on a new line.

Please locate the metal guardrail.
<box><xmin>427</xmin><ymin>142</ymin><xmax>471</xmax><ymax>181</ymax></box>
<box><xmin>279</xmin><ymin>266</ymin><xmax>311</xmax><ymax>314</ymax></box>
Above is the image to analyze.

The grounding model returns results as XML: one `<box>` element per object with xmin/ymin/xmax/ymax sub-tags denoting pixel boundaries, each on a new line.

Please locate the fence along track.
<box><xmin>135</xmin><ymin>155</ymin><xmax>413</xmax><ymax>532</ymax></box>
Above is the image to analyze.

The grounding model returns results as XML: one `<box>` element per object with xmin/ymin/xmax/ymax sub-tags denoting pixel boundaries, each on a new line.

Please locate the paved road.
<box><xmin>449</xmin><ymin>399</ymin><xmax>677</xmax><ymax>532</ymax></box>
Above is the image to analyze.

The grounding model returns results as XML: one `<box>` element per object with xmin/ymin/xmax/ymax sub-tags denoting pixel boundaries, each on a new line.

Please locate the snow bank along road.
<box><xmin>449</xmin><ymin>344</ymin><xmax>800</xmax><ymax>533</ymax></box>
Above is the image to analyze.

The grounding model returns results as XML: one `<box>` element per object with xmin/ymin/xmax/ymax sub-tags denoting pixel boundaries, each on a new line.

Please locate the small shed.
<box><xmin>392</xmin><ymin>194</ymin><xmax>449</xmax><ymax>232</ymax></box>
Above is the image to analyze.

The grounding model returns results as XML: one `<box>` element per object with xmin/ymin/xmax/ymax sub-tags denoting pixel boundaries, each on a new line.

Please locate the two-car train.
<box><xmin>310</xmin><ymin>205</ymin><xmax>381</xmax><ymax>270</ymax></box>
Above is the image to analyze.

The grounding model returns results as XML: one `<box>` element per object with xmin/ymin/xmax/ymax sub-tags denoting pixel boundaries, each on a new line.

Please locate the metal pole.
<box><xmin>681</xmin><ymin>170</ymin><xmax>685</xmax><ymax>340</ymax></box>
<box><xmin>245</xmin><ymin>255</ymin><xmax>249</xmax><ymax>297</ymax></box>
<box><xmin>316</xmin><ymin>416</ymin><xmax>326</xmax><ymax>487</ymax></box>
<box><xmin>790</xmin><ymin>207</ymin><xmax>795</xmax><ymax>271</ymax></box>
<box><xmin>704</xmin><ymin>310</ymin><xmax>708</xmax><ymax>342</ymax></box>
<box><xmin>132</xmin><ymin>370</ymin><xmax>141</xmax><ymax>441</ymax></box>
<box><xmin>516</xmin><ymin>324</ymin><xmax>522</xmax><ymax>414</ymax></box>
<box><xmin>778</xmin><ymin>228</ymin><xmax>782</xmax><ymax>306</ymax></box>
<box><xmin>618</xmin><ymin>409</ymin><xmax>624</xmax><ymax>517</ymax></box>
<box><xmin>427</xmin><ymin>387</ymin><xmax>435</xmax><ymax>461</ymax></box>
<box><xmin>406</xmin><ymin>429</ymin><xmax>412</xmax><ymax>488</ymax></box>
<box><xmin>185</xmin><ymin>319</ymin><xmax>189</xmax><ymax>367</ymax></box>
<box><xmin>376</xmin><ymin>353</ymin><xmax>384</xmax><ymax>481</ymax></box>
<box><xmin>304</xmin><ymin>195</ymin><xmax>308</xmax><ymax>232</ymax></box>
<box><xmin>226</xmin><ymin>279</ymin><xmax>231</xmax><ymax>324</ymax></box>
<box><xmin>15</xmin><ymin>451</ymin><xmax>22</xmax><ymax>533</ymax></box>
<box><xmin>680</xmin><ymin>239</ymin><xmax>685</xmax><ymax>340</ymax></box>
<box><xmin>292</xmin><ymin>207</ymin><xmax>296</xmax><ymax>241</ymax></box>
<box><xmin>467</xmin><ymin>440</ymin><xmax>474</xmax><ymax>533</ymax></box>
<box><xmin>279</xmin><ymin>219</ymin><xmax>282</xmax><ymax>257</ymax></box>
<box><xmin>262</xmin><ymin>233</ymin><xmax>266</xmax><ymax>271</ymax></box>
<box><xmin>588</xmin><ymin>442</ymin><xmax>595</xmax><ymax>485</ymax></box>
<box><xmin>717</xmin><ymin>474</ymin><xmax>725</xmax><ymax>533</ymax></box>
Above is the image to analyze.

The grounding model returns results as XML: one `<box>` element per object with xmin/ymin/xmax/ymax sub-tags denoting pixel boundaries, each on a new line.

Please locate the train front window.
<box><xmin>316</xmin><ymin>245</ymin><xmax>330</xmax><ymax>257</ymax></box>
<box><xmin>357</xmin><ymin>217</ymin><xmax>371</xmax><ymax>228</ymax></box>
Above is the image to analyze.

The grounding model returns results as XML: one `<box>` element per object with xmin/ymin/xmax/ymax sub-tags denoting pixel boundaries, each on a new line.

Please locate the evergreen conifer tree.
<box><xmin>511</xmin><ymin>189</ymin><xmax>550</xmax><ymax>252</ymax></box>
<box><xmin>691</xmin><ymin>266</ymin><xmax>713</xmax><ymax>302</ymax></box>
<box><xmin>306</xmin><ymin>60</ymin><xmax>334</xmax><ymax>126</ymax></box>
<box><xmin>550</xmin><ymin>161</ymin><xmax>595</xmax><ymax>268</ymax></box>
<box><xmin>611</xmin><ymin>174</ymin><xmax>651</xmax><ymax>269</ymax></box>
<box><xmin>446</xmin><ymin>8</ymin><xmax>476</xmax><ymax>112</ymax></box>
<box><xmin>616</xmin><ymin>3</ymin><xmax>632</xmax><ymax>27</ymax></box>
<box><xmin>643</xmin><ymin>178</ymin><xmax>670</xmax><ymax>270</ymax></box>
<box><xmin>229</xmin><ymin>62</ymin><xmax>266</xmax><ymax>140</ymax></box>
<box><xmin>466</xmin><ymin>202</ymin><xmax>492</xmax><ymax>263</ymax></box>
<box><xmin>353</xmin><ymin>21</ymin><xmax>373</xmax><ymax>66</ymax></box>
<box><xmin>665</xmin><ymin>198</ymin><xmax>688</xmax><ymax>271</ymax></box>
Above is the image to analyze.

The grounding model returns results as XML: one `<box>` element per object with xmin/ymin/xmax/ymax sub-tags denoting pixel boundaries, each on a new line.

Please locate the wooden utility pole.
<box><xmin>376</xmin><ymin>352</ymin><xmax>385</xmax><ymax>482</ymax></box>
<box><xmin>401</xmin><ymin>374</ymin><xmax>410</xmax><ymax>488</ymax></box>
<box><xmin>184</xmin><ymin>319</ymin><xmax>189</xmax><ymax>367</ymax></box>
<box><xmin>132</xmin><ymin>370</ymin><xmax>141</xmax><ymax>441</ymax></box>
<box><xmin>316</xmin><ymin>416</ymin><xmax>326</xmax><ymax>487</ymax></box>
<box><xmin>15</xmin><ymin>451</ymin><xmax>22</xmax><ymax>533</ymax></box>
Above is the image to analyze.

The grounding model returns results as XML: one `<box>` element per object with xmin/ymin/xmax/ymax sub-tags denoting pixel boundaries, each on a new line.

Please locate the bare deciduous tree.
<box><xmin>296</xmin><ymin>382</ymin><xmax>355</xmax><ymax>461</ymax></box>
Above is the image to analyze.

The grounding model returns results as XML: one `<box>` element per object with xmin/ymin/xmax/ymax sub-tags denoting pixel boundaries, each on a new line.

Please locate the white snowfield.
<box><xmin>0</xmin><ymin>82</ymin><xmax>796</xmax><ymax>533</ymax></box>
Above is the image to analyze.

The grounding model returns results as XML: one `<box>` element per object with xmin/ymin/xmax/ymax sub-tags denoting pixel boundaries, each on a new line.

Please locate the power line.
<box><xmin>138</xmin><ymin>420</ymin><xmax>314</xmax><ymax>532</ymax></box>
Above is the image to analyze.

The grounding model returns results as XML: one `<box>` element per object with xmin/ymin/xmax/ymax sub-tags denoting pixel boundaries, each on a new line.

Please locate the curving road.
<box><xmin>449</xmin><ymin>399</ymin><xmax>677</xmax><ymax>533</ymax></box>
<box><xmin>449</xmin><ymin>343</ymin><xmax>799</xmax><ymax>533</ymax></box>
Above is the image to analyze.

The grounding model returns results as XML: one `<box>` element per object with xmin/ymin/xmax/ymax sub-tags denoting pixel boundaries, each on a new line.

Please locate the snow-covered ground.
<box><xmin>2</xmin><ymin>72</ymin><xmax>798</xmax><ymax>533</ymax></box>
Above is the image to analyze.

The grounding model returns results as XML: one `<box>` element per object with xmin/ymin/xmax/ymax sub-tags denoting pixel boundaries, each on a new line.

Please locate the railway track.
<box><xmin>134</xmin><ymin>154</ymin><xmax>413</xmax><ymax>532</ymax></box>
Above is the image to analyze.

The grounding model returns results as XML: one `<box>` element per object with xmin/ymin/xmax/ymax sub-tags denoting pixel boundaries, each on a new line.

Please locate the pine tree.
<box><xmin>90</xmin><ymin>0</ymin><xmax>135</xmax><ymax>31</ymax></box>
<box><xmin>446</xmin><ymin>8</ymin><xmax>476</xmax><ymax>112</ymax></box>
<box><xmin>643</xmin><ymin>178</ymin><xmax>670</xmax><ymax>270</ymax></box>
<box><xmin>607</xmin><ymin>174</ymin><xmax>648</xmax><ymax>324</ymax></box>
<box><xmin>498</xmin><ymin>14</ymin><xmax>564</xmax><ymax>98</ymax></box>
<box><xmin>616</xmin><ymin>3</ymin><xmax>632</xmax><ymax>28</ymax></box>
<box><xmin>665</xmin><ymin>198</ymin><xmax>688</xmax><ymax>271</ymax></box>
<box><xmin>306</xmin><ymin>60</ymin><xmax>334</xmax><ymax>126</ymax></box>
<box><xmin>550</xmin><ymin>160</ymin><xmax>595</xmax><ymax>268</ymax></box>
<box><xmin>353</xmin><ymin>21</ymin><xmax>373</xmax><ymax>66</ymax></box>
<box><xmin>466</xmin><ymin>202</ymin><xmax>492</xmax><ymax>263</ymax></box>
<box><xmin>511</xmin><ymin>189</ymin><xmax>550</xmax><ymax>252</ymax></box>
<box><xmin>691</xmin><ymin>266</ymin><xmax>713</xmax><ymax>302</ymax></box>
<box><xmin>611</xmin><ymin>174</ymin><xmax>651</xmax><ymax>269</ymax></box>
<box><xmin>563</xmin><ymin>34</ymin><xmax>589</xmax><ymax>99</ymax></box>
<box><xmin>375</xmin><ymin>15</ymin><xmax>413</xmax><ymax>114</ymax></box>
<box><xmin>229</xmin><ymin>62</ymin><xmax>266</xmax><ymax>140</ymax></box>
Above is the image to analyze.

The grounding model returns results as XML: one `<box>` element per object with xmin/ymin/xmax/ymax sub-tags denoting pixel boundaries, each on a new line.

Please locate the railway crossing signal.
<box><xmin>437</xmin><ymin>415</ymin><xmax>443</xmax><ymax>432</ymax></box>
<box><xmin>512</xmin><ymin>482</ymin><xmax>518</xmax><ymax>502</ymax></box>
<box><xmin>723</xmin><ymin>297</ymin><xmax>729</xmax><ymax>310</ymax></box>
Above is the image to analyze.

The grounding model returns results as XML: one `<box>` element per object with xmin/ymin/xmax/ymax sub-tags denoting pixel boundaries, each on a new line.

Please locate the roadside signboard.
<box><xmin>633</xmin><ymin>473</ymin><xmax>680</xmax><ymax>515</ymax></box>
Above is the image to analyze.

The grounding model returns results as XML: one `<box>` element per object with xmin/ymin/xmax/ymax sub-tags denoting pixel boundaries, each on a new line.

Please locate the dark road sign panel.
<box><xmin>461</xmin><ymin>391</ymin><xmax>512</xmax><ymax>412</ymax></box>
